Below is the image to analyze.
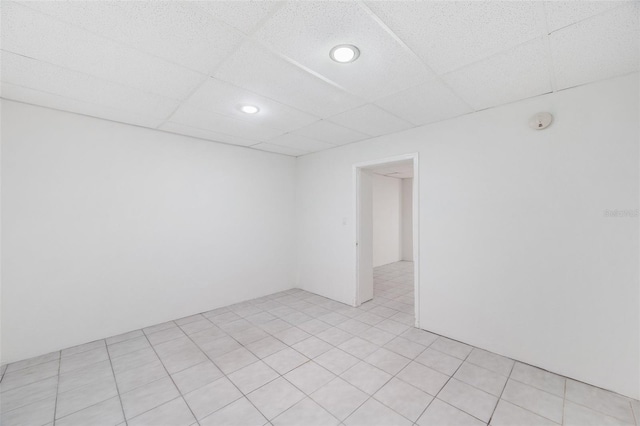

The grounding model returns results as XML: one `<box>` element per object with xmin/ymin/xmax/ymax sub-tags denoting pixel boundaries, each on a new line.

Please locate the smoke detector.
<box><xmin>529</xmin><ymin>112</ymin><xmax>553</xmax><ymax>130</ymax></box>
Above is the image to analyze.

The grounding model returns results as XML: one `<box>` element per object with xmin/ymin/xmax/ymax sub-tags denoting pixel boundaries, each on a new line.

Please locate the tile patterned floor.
<box><xmin>1</xmin><ymin>261</ymin><xmax>638</xmax><ymax>425</ymax></box>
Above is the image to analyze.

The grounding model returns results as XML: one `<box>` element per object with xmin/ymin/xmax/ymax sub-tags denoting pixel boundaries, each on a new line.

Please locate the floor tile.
<box><xmin>510</xmin><ymin>362</ymin><xmax>565</xmax><ymax>397</ymax></box>
<box><xmin>58</xmin><ymin>360</ymin><xmax>113</xmax><ymax>394</ymax></box>
<box><xmin>292</xmin><ymin>336</ymin><xmax>333</xmax><ymax>359</ymax></box>
<box><xmin>263</xmin><ymin>348</ymin><xmax>309</xmax><ymax>375</ymax></box>
<box><xmin>273</xmin><ymin>327</ymin><xmax>311</xmax><ymax>345</ymax></box>
<box><xmin>1</xmin><ymin>376</ymin><xmax>58</xmax><ymax>412</ymax></box>
<box><xmin>454</xmin><ymin>362</ymin><xmax>508</xmax><ymax>397</ymax></box>
<box><xmin>374</xmin><ymin>377</ymin><xmax>433</xmax><ymax>421</ymax></box>
<box><xmin>337</xmin><ymin>319</ymin><xmax>371</xmax><ymax>334</ymax></box>
<box><xmin>400</xmin><ymin>328</ymin><xmax>438</xmax><ymax>347</ymax></box>
<box><xmin>158</xmin><ymin>345</ymin><xmax>209</xmax><ymax>374</ymax></box>
<box><xmin>231</xmin><ymin>327</ymin><xmax>269</xmax><ymax>345</ymax></box>
<box><xmin>114</xmin><ymin>360</ymin><xmax>168</xmax><ymax>393</ymax></box>
<box><xmin>171</xmin><ymin>361</ymin><xmax>223</xmax><ymax>395</ymax></box>
<box><xmin>5</xmin><ymin>351</ymin><xmax>60</xmax><ymax>374</ymax></box>
<box><xmin>143</xmin><ymin>321</ymin><xmax>177</xmax><ymax>335</ymax></box>
<box><xmin>260</xmin><ymin>318</ymin><xmax>294</xmax><ymax>334</ymax></box>
<box><xmin>128</xmin><ymin>397</ymin><xmax>195</xmax><ymax>426</ymax></box>
<box><xmin>120</xmin><ymin>377</ymin><xmax>180</xmax><ymax>419</ymax></box>
<box><xmin>298</xmin><ymin>319</ymin><xmax>332</xmax><ymax>335</ymax></box>
<box><xmin>430</xmin><ymin>337</ymin><xmax>473</xmax><ymax>360</ymax></box>
<box><xmin>491</xmin><ymin>399</ymin><xmax>559</xmax><ymax>425</ymax></box>
<box><xmin>189</xmin><ymin>326</ymin><xmax>226</xmax><ymax>347</ymax></box>
<box><xmin>199</xmin><ymin>335</ymin><xmax>242</xmax><ymax>358</ymax></box>
<box><xmin>417</xmin><ymin>399</ymin><xmax>485</xmax><ymax>426</ymax></box>
<box><xmin>199</xmin><ymin>397</ymin><xmax>267</xmax><ymax>426</ymax></box>
<box><xmin>311</xmin><ymin>377</ymin><xmax>368</xmax><ymax>421</ymax></box>
<box><xmin>55</xmin><ymin>396</ymin><xmax>124</xmax><ymax>426</ymax></box>
<box><xmin>175</xmin><ymin>314</ymin><xmax>205</xmax><ymax>326</ymax></box>
<box><xmin>384</xmin><ymin>336</ymin><xmax>426</xmax><ymax>359</ymax></box>
<box><xmin>396</xmin><ymin>361</ymin><xmax>449</xmax><ymax>396</ymax></box>
<box><xmin>467</xmin><ymin>348</ymin><xmax>514</xmax><ymax>377</ymax></box>
<box><xmin>247</xmin><ymin>336</ymin><xmax>289</xmax><ymax>359</ymax></box>
<box><xmin>315</xmin><ymin>348</ymin><xmax>360</xmax><ymax>375</ymax></box>
<box><xmin>184</xmin><ymin>376</ymin><xmax>242</xmax><ymax>420</ymax></box>
<box><xmin>147</xmin><ymin>327</ymin><xmax>186</xmax><ymax>346</ymax></box>
<box><xmin>375</xmin><ymin>319</ymin><xmax>410</xmax><ymax>335</ymax></box>
<box><xmin>317</xmin><ymin>327</ymin><xmax>353</xmax><ymax>346</ymax></box>
<box><xmin>341</xmin><ymin>361</ymin><xmax>392</xmax><ymax>395</ymax></box>
<box><xmin>0</xmin><ymin>359</ymin><xmax>60</xmax><ymax>392</ymax></box>
<box><xmin>228</xmin><ymin>361</ymin><xmax>279</xmax><ymax>394</ymax></box>
<box><xmin>106</xmin><ymin>330</ymin><xmax>144</xmax><ymax>346</ymax></box>
<box><xmin>59</xmin><ymin>347</ymin><xmax>109</xmax><ymax>374</ymax></box>
<box><xmin>273</xmin><ymin>397</ymin><xmax>339</xmax><ymax>426</ymax></box>
<box><xmin>284</xmin><ymin>361</ymin><xmax>335</xmax><ymax>394</ymax></box>
<box><xmin>344</xmin><ymin>398</ymin><xmax>413</xmax><ymax>426</ymax></box>
<box><xmin>339</xmin><ymin>337</ymin><xmax>380</xmax><ymax>359</ymax></box>
<box><xmin>63</xmin><ymin>340</ymin><xmax>107</xmax><ymax>357</ymax></box>
<box><xmin>365</xmin><ymin>348</ymin><xmax>411</xmax><ymax>375</ymax></box>
<box><xmin>438</xmin><ymin>378</ymin><xmax>498</xmax><ymax>423</ymax></box>
<box><xmin>180</xmin><ymin>319</ymin><xmax>215</xmax><ymax>335</ymax></box>
<box><xmin>360</xmin><ymin>327</ymin><xmax>395</xmax><ymax>346</ymax></box>
<box><xmin>56</xmin><ymin>375</ymin><xmax>118</xmax><ymax>419</ymax></box>
<box><xmin>563</xmin><ymin>400</ymin><xmax>634</xmax><ymax>426</ymax></box>
<box><xmin>501</xmin><ymin>379</ymin><xmax>564</xmax><ymax>423</ymax></box>
<box><xmin>565</xmin><ymin>379</ymin><xmax>635</xmax><ymax>423</ymax></box>
<box><xmin>247</xmin><ymin>377</ymin><xmax>306</xmax><ymax>420</ymax></box>
<box><xmin>415</xmin><ymin>347</ymin><xmax>463</xmax><ymax>376</ymax></box>
<box><xmin>0</xmin><ymin>395</ymin><xmax>56</xmax><ymax>426</ymax></box>
<box><xmin>110</xmin><ymin>347</ymin><xmax>158</xmax><ymax>375</ymax></box>
<box><xmin>213</xmin><ymin>347</ymin><xmax>259</xmax><ymax>374</ymax></box>
<box><xmin>108</xmin><ymin>336</ymin><xmax>151</xmax><ymax>359</ymax></box>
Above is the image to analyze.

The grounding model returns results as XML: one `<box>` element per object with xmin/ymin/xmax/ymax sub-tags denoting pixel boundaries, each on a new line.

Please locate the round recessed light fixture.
<box><xmin>330</xmin><ymin>44</ymin><xmax>360</xmax><ymax>63</ymax></box>
<box><xmin>240</xmin><ymin>105</ymin><xmax>260</xmax><ymax>114</ymax></box>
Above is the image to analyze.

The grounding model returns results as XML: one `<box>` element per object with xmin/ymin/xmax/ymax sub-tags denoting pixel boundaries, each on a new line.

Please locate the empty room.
<box><xmin>1</xmin><ymin>1</ymin><xmax>638</xmax><ymax>425</ymax></box>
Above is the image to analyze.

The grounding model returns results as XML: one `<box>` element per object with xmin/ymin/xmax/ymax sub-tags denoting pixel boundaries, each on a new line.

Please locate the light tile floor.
<box><xmin>1</xmin><ymin>261</ymin><xmax>639</xmax><ymax>425</ymax></box>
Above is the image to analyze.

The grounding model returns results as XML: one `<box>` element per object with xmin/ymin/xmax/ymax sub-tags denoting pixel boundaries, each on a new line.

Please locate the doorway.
<box><xmin>354</xmin><ymin>154</ymin><xmax>419</xmax><ymax>328</ymax></box>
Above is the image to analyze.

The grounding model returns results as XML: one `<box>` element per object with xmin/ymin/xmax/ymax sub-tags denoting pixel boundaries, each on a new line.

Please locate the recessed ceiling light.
<box><xmin>240</xmin><ymin>105</ymin><xmax>260</xmax><ymax>114</ymax></box>
<box><xmin>330</xmin><ymin>44</ymin><xmax>360</xmax><ymax>63</ymax></box>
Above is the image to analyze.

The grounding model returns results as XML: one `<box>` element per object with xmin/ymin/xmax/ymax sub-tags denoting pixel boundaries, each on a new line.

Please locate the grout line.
<box><xmin>487</xmin><ymin>359</ymin><xmax>516</xmax><ymax>424</ymax></box>
<box><xmin>104</xmin><ymin>346</ymin><xmax>128</xmax><ymax>426</ymax></box>
<box><xmin>138</xmin><ymin>332</ymin><xmax>202</xmax><ymax>426</ymax></box>
<box><xmin>50</xmin><ymin>351</ymin><xmax>62</xmax><ymax>425</ymax></box>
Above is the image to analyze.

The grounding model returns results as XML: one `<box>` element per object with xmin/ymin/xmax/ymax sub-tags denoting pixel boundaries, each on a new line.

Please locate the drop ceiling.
<box><xmin>1</xmin><ymin>1</ymin><xmax>638</xmax><ymax>157</ymax></box>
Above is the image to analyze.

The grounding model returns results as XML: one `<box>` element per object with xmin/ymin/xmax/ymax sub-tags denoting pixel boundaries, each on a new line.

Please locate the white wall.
<box><xmin>401</xmin><ymin>178</ymin><xmax>413</xmax><ymax>261</ymax></box>
<box><xmin>1</xmin><ymin>101</ymin><xmax>296</xmax><ymax>363</ymax></box>
<box><xmin>372</xmin><ymin>174</ymin><xmax>402</xmax><ymax>267</ymax></box>
<box><xmin>295</xmin><ymin>74</ymin><xmax>639</xmax><ymax>399</ymax></box>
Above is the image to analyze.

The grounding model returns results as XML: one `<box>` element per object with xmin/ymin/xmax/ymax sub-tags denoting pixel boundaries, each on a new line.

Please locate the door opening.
<box><xmin>354</xmin><ymin>154</ymin><xmax>420</xmax><ymax>328</ymax></box>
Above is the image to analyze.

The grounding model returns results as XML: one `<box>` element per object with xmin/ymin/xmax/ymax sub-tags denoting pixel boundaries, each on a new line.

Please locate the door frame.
<box><xmin>353</xmin><ymin>152</ymin><xmax>420</xmax><ymax>328</ymax></box>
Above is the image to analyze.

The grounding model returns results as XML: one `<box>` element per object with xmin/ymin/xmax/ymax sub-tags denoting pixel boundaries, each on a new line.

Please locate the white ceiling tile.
<box><xmin>170</xmin><ymin>105</ymin><xmax>284</xmax><ymax>142</ymax></box>
<box><xmin>289</xmin><ymin>120</ymin><xmax>369</xmax><ymax>146</ymax></box>
<box><xmin>214</xmin><ymin>40</ymin><xmax>365</xmax><ymax>117</ymax></box>
<box><xmin>159</xmin><ymin>122</ymin><xmax>259</xmax><ymax>147</ymax></box>
<box><xmin>366</xmin><ymin>1</ymin><xmax>546</xmax><ymax>74</ymax></box>
<box><xmin>1</xmin><ymin>82</ymin><xmax>164</xmax><ymax>129</ymax></box>
<box><xmin>375</xmin><ymin>78</ymin><xmax>473</xmax><ymax>126</ymax></box>
<box><xmin>550</xmin><ymin>4</ymin><xmax>639</xmax><ymax>90</ymax></box>
<box><xmin>251</xmin><ymin>143</ymin><xmax>306</xmax><ymax>157</ymax></box>
<box><xmin>196</xmin><ymin>1</ymin><xmax>284</xmax><ymax>35</ymax></box>
<box><xmin>442</xmin><ymin>37</ymin><xmax>553</xmax><ymax>110</ymax></box>
<box><xmin>184</xmin><ymin>78</ymin><xmax>319</xmax><ymax>132</ymax></box>
<box><xmin>2</xmin><ymin>1</ymin><xmax>205</xmax><ymax>99</ymax></box>
<box><xmin>254</xmin><ymin>1</ymin><xmax>433</xmax><ymax>101</ymax></box>
<box><xmin>23</xmin><ymin>1</ymin><xmax>245</xmax><ymax>75</ymax></box>
<box><xmin>327</xmin><ymin>104</ymin><xmax>413</xmax><ymax>137</ymax></box>
<box><xmin>1</xmin><ymin>51</ymin><xmax>179</xmax><ymax>119</ymax></box>
<box><xmin>544</xmin><ymin>1</ymin><xmax>630</xmax><ymax>32</ymax></box>
<box><xmin>267</xmin><ymin>133</ymin><xmax>335</xmax><ymax>153</ymax></box>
